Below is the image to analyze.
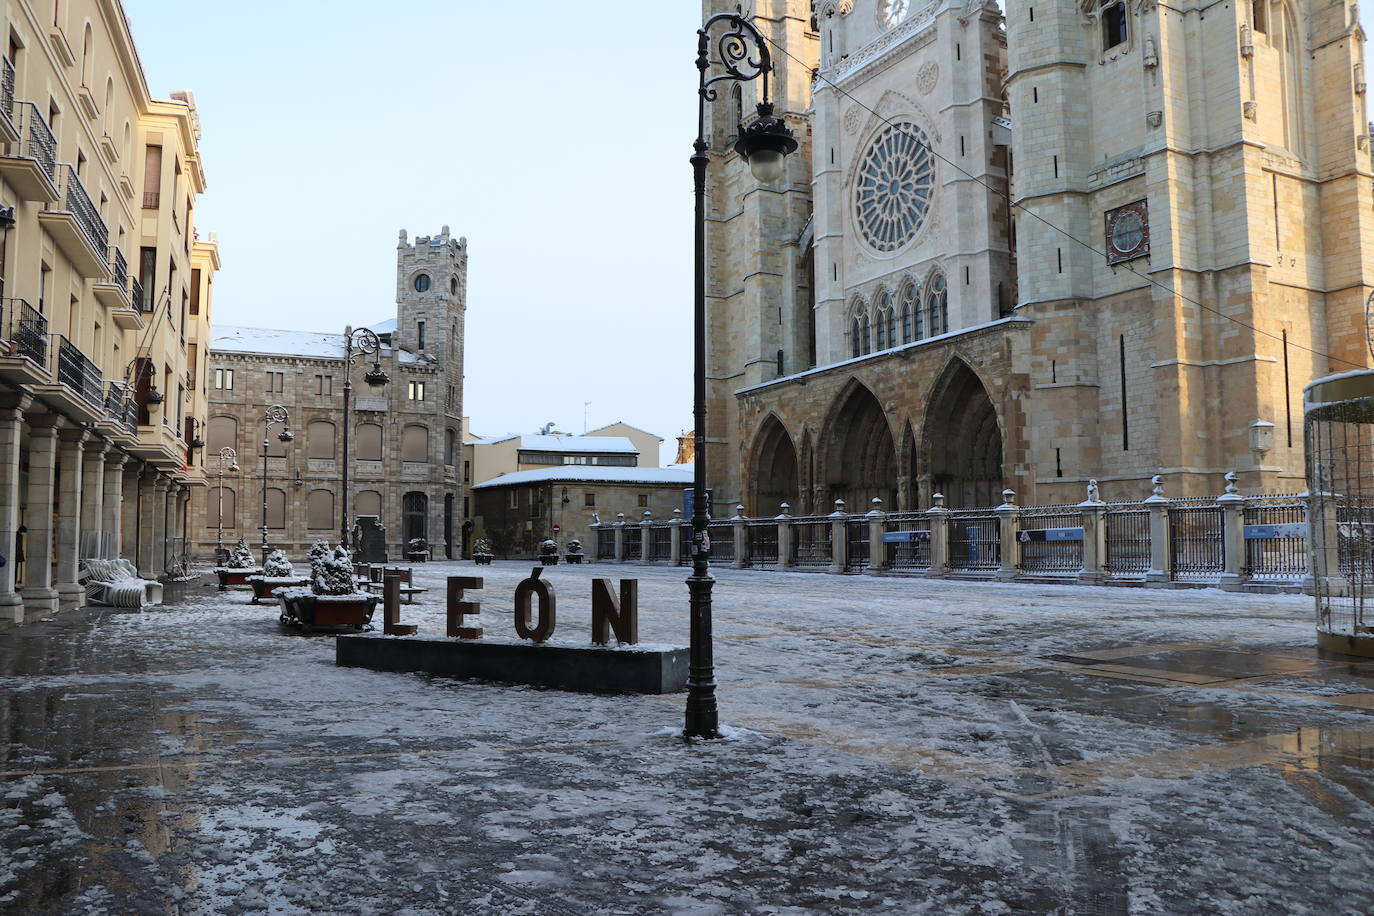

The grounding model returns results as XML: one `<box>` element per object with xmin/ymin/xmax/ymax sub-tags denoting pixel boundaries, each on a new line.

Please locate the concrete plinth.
<box><xmin>336</xmin><ymin>634</ymin><xmax>689</xmax><ymax>694</ymax></box>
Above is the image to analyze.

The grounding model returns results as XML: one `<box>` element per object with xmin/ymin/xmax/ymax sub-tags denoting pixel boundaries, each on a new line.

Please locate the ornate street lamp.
<box><xmin>685</xmin><ymin>15</ymin><xmax>796</xmax><ymax>739</ymax></box>
<box><xmin>214</xmin><ymin>446</ymin><xmax>239</xmax><ymax>564</ymax></box>
<box><xmin>339</xmin><ymin>326</ymin><xmax>388</xmax><ymax>551</ymax></box>
<box><xmin>260</xmin><ymin>404</ymin><xmax>293</xmax><ymax>559</ymax></box>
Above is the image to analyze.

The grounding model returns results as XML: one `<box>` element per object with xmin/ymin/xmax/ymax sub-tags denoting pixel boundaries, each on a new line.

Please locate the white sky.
<box><xmin>121</xmin><ymin>2</ymin><xmax>1368</xmax><ymax>466</ymax></box>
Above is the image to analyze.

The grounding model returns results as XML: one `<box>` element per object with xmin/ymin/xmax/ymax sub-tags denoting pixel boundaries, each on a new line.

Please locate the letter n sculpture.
<box><xmin>591</xmin><ymin>578</ymin><xmax>638</xmax><ymax>646</ymax></box>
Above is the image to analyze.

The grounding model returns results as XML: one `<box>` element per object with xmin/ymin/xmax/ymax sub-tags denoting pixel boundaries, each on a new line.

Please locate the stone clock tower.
<box><xmin>395</xmin><ymin>226</ymin><xmax>467</xmax><ymax>424</ymax></box>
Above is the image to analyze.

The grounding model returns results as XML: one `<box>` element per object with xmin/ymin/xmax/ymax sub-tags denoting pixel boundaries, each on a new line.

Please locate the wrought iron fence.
<box><xmin>948</xmin><ymin>511</ymin><xmax>1000</xmax><ymax>573</ymax></box>
<box><xmin>622</xmin><ymin>525</ymin><xmax>641</xmax><ymax>560</ymax></box>
<box><xmin>883</xmin><ymin>513</ymin><xmax>931</xmax><ymax>571</ymax></box>
<box><xmin>0</xmin><ymin>298</ymin><xmax>47</xmax><ymax>368</ymax></box>
<box><xmin>595</xmin><ymin>527</ymin><xmax>615</xmax><ymax>560</ymax></box>
<box><xmin>15</xmin><ymin>102</ymin><xmax>55</xmax><ymax>184</ymax></box>
<box><xmin>132</xmin><ymin>276</ymin><xmax>146</xmax><ymax>313</ymax></box>
<box><xmin>54</xmin><ymin>334</ymin><xmax>103</xmax><ymax>408</ymax></box>
<box><xmin>1105</xmin><ymin>504</ymin><xmax>1151</xmax><ymax>578</ymax></box>
<box><xmin>707</xmin><ymin>521</ymin><xmax>735</xmax><ymax>563</ymax></box>
<box><xmin>649</xmin><ymin>524</ymin><xmax>673</xmax><ymax>562</ymax></box>
<box><xmin>790</xmin><ymin>518</ymin><xmax>831</xmax><ymax>568</ymax></box>
<box><xmin>58</xmin><ymin>164</ymin><xmax>108</xmax><ymax>255</ymax></box>
<box><xmin>1243</xmin><ymin>498</ymin><xmax>1308</xmax><ymax>580</ymax></box>
<box><xmin>845</xmin><ymin>519</ymin><xmax>870</xmax><ymax>571</ymax></box>
<box><xmin>1169</xmin><ymin>504</ymin><xmax>1224</xmax><ymax>580</ymax></box>
<box><xmin>745</xmin><ymin>519</ymin><xmax>778</xmax><ymax>568</ymax></box>
<box><xmin>1016</xmin><ymin>505</ymin><xmax>1083</xmax><ymax>576</ymax></box>
<box><xmin>1336</xmin><ymin>499</ymin><xmax>1374</xmax><ymax>581</ymax></box>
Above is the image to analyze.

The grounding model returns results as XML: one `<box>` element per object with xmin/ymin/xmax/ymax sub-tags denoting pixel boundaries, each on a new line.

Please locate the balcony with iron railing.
<box><xmin>39</xmin><ymin>165</ymin><xmax>110</xmax><ymax>276</ymax></box>
<box><xmin>0</xmin><ymin>101</ymin><xmax>58</xmax><ymax>202</ymax></box>
<box><xmin>94</xmin><ymin>246</ymin><xmax>131</xmax><ymax>311</ymax></box>
<box><xmin>104</xmin><ymin>381</ymin><xmax>138</xmax><ymax>435</ymax></box>
<box><xmin>53</xmin><ymin>334</ymin><xmax>105</xmax><ymax>410</ymax></box>
<box><xmin>0</xmin><ymin>298</ymin><xmax>48</xmax><ymax>371</ymax></box>
<box><xmin>110</xmin><ymin>247</ymin><xmax>128</xmax><ymax>288</ymax></box>
<box><xmin>0</xmin><ymin>57</ymin><xmax>15</xmax><ymax>141</ymax></box>
<box><xmin>142</xmin><ymin>189</ymin><xmax>159</xmax><ymax>210</ymax></box>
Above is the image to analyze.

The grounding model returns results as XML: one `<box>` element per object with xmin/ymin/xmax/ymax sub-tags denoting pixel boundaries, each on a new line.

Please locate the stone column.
<box><xmin>731</xmin><ymin>506</ymin><xmax>748</xmax><ymax>570</ymax></box>
<box><xmin>669</xmin><ymin>510</ymin><xmax>683</xmax><ymax>566</ymax></box>
<box><xmin>151</xmin><ymin>477</ymin><xmax>170</xmax><ymax>578</ymax></box>
<box><xmin>1145</xmin><ymin>476</ymin><xmax>1172</xmax><ymax>586</ymax></box>
<box><xmin>776</xmin><ymin>504</ymin><xmax>793</xmax><ymax>569</ymax></box>
<box><xmin>1078</xmin><ymin>480</ymin><xmax>1107</xmax><ymax>585</ymax></box>
<box><xmin>995</xmin><ymin>489</ymin><xmax>1019</xmax><ymax>582</ymax></box>
<box><xmin>828</xmin><ymin>500</ymin><xmax>847</xmax><ymax>574</ymax></box>
<box><xmin>613</xmin><ymin>513</ymin><xmax>626</xmax><ymax>563</ymax></box>
<box><xmin>1304</xmin><ymin>489</ymin><xmax>1348</xmax><ymax>597</ymax></box>
<box><xmin>103</xmin><ymin>454</ymin><xmax>126</xmax><ymax>559</ymax></box>
<box><xmin>165</xmin><ymin>481</ymin><xmax>183</xmax><ymax>573</ymax></box>
<box><xmin>55</xmin><ymin>427</ymin><xmax>89</xmax><ymax>612</ymax></box>
<box><xmin>136</xmin><ymin>470</ymin><xmax>158</xmax><ymax>578</ymax></box>
<box><xmin>0</xmin><ymin>393</ymin><xmax>31</xmax><ymax>621</ymax></box>
<box><xmin>80</xmin><ymin>441</ymin><xmax>108</xmax><ymax>560</ymax></box>
<box><xmin>1218</xmin><ymin>472</ymin><xmax>1246</xmax><ymax>591</ymax></box>
<box><xmin>926</xmin><ymin>493</ymin><xmax>949</xmax><ymax>578</ymax></box>
<box><xmin>639</xmin><ymin>512</ymin><xmax>652</xmax><ymax>564</ymax></box>
<box><xmin>867</xmin><ymin>498</ymin><xmax>887</xmax><ymax>573</ymax></box>
<box><xmin>21</xmin><ymin>416</ymin><xmax>63</xmax><ymax>617</ymax></box>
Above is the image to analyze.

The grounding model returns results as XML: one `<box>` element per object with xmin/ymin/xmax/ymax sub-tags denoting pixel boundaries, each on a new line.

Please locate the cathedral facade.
<box><xmin>706</xmin><ymin>0</ymin><xmax>1374</xmax><ymax>514</ymax></box>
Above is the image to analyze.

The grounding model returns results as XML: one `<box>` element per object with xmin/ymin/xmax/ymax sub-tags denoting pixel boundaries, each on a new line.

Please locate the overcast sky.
<box><xmin>122</xmin><ymin>2</ymin><xmax>1368</xmax><ymax>465</ymax></box>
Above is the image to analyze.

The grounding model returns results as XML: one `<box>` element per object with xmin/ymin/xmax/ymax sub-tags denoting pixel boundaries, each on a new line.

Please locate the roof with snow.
<box><xmin>473</xmin><ymin>465</ymin><xmax>694</xmax><ymax>489</ymax></box>
<box><xmin>210</xmin><ymin>323</ymin><xmax>429</xmax><ymax>364</ymax></box>
<box><xmin>472</xmin><ymin>434</ymin><xmax>639</xmax><ymax>454</ymax></box>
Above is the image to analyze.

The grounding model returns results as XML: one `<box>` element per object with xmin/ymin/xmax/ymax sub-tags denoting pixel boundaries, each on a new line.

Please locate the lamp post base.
<box><xmin>682</xmin><ymin>570</ymin><xmax>720</xmax><ymax>740</ymax></box>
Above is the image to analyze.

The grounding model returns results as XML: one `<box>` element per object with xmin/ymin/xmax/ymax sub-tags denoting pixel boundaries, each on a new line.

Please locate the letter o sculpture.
<box><xmin>514</xmin><ymin>567</ymin><xmax>557</xmax><ymax>643</ymax></box>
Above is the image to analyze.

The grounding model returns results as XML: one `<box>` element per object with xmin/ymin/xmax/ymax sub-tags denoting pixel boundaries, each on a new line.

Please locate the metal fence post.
<box><xmin>1078</xmin><ymin>479</ymin><xmax>1106</xmax><ymax>585</ymax></box>
<box><xmin>732</xmin><ymin>505</ymin><xmax>748</xmax><ymax>570</ymax></box>
<box><xmin>927</xmin><ymin>493</ymin><xmax>950</xmax><ymax>577</ymax></box>
<box><xmin>1145</xmin><ymin>476</ymin><xmax>1172</xmax><ymax>586</ymax></box>
<box><xmin>614</xmin><ymin>513</ymin><xmax>626</xmax><ymax>564</ymax></box>
<box><xmin>777</xmin><ymin>503</ymin><xmax>793</xmax><ymax>569</ymax></box>
<box><xmin>868</xmin><ymin>498</ymin><xmax>887</xmax><ymax>572</ymax></box>
<box><xmin>1218</xmin><ymin>472</ymin><xmax>1246</xmax><ymax>590</ymax></box>
<box><xmin>829</xmin><ymin>499</ymin><xmax>847</xmax><ymax>574</ymax></box>
<box><xmin>995</xmin><ymin>489</ymin><xmax>1019</xmax><ymax>581</ymax></box>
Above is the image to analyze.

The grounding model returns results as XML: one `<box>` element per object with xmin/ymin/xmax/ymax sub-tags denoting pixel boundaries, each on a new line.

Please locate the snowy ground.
<box><xmin>2</xmin><ymin>561</ymin><xmax>1373</xmax><ymax>914</ymax></box>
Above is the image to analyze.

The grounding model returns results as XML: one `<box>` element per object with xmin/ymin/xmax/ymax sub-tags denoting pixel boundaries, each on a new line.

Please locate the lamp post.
<box><xmin>214</xmin><ymin>446</ymin><xmax>239</xmax><ymax>563</ymax></box>
<box><xmin>686</xmin><ymin>15</ymin><xmax>797</xmax><ymax>739</ymax></box>
<box><xmin>260</xmin><ymin>405</ymin><xmax>293</xmax><ymax>560</ymax></box>
<box><xmin>339</xmin><ymin>326</ymin><xmax>389</xmax><ymax>552</ymax></box>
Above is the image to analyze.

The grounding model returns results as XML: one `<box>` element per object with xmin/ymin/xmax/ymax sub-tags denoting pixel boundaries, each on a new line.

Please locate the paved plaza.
<box><xmin>1</xmin><ymin>562</ymin><xmax>1372</xmax><ymax>914</ymax></box>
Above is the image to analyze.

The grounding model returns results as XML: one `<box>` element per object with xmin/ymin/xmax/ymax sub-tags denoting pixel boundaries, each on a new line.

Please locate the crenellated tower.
<box><xmin>395</xmin><ymin>226</ymin><xmax>468</xmax><ymax>423</ymax></box>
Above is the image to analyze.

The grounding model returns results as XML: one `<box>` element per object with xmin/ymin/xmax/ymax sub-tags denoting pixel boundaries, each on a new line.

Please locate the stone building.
<box><xmin>192</xmin><ymin>228</ymin><xmax>466</xmax><ymax>562</ymax></box>
<box><xmin>706</xmin><ymin>0</ymin><xmax>1373</xmax><ymax>514</ymax></box>
<box><xmin>0</xmin><ymin>0</ymin><xmax>217</xmax><ymax>622</ymax></box>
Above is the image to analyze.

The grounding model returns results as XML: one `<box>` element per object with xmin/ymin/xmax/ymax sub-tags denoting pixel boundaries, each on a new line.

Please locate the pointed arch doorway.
<box><xmin>824</xmin><ymin>383</ymin><xmax>897</xmax><ymax>510</ymax></box>
<box><xmin>923</xmin><ymin>360</ymin><xmax>1003</xmax><ymax>508</ymax></box>
<box><xmin>750</xmin><ymin>415</ymin><xmax>798</xmax><ymax>516</ymax></box>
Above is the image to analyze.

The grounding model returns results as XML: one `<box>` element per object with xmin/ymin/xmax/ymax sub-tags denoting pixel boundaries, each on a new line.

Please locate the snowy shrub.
<box><xmin>539</xmin><ymin>539</ymin><xmax>558</xmax><ymax>554</ymax></box>
<box><xmin>227</xmin><ymin>538</ymin><xmax>256</xmax><ymax>570</ymax></box>
<box><xmin>307</xmin><ymin>540</ymin><xmax>330</xmax><ymax>564</ymax></box>
<box><xmin>473</xmin><ymin>538</ymin><xmax>494</xmax><ymax>556</ymax></box>
<box><xmin>263</xmin><ymin>550</ymin><xmax>294</xmax><ymax>578</ymax></box>
<box><xmin>314</xmin><ymin>551</ymin><xmax>357</xmax><ymax>596</ymax></box>
<box><xmin>567</xmin><ymin>539</ymin><xmax>584</xmax><ymax>554</ymax></box>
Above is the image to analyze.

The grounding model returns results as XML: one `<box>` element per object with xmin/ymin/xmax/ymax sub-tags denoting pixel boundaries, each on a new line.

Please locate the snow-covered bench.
<box><xmin>79</xmin><ymin>558</ymin><xmax>164</xmax><ymax>608</ymax></box>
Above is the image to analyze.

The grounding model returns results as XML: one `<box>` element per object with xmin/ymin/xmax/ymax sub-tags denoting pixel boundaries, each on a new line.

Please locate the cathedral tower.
<box><xmin>394</xmin><ymin>226</ymin><xmax>468</xmax><ymax>425</ymax></box>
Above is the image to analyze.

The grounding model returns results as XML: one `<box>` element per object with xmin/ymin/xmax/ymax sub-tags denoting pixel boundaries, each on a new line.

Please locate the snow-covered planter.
<box><xmin>565</xmin><ymin>538</ymin><xmax>584</xmax><ymax>564</ymax></box>
<box><xmin>215</xmin><ymin>537</ymin><xmax>263</xmax><ymax>590</ymax></box>
<box><xmin>247</xmin><ymin>575</ymin><xmax>310</xmax><ymax>604</ymax></box>
<box><xmin>277</xmin><ymin>586</ymin><xmax>377</xmax><ymax>630</ymax></box>
<box><xmin>473</xmin><ymin>538</ymin><xmax>494</xmax><ymax>566</ymax></box>
<box><xmin>539</xmin><ymin>538</ymin><xmax>560</xmax><ymax>566</ymax></box>
<box><xmin>406</xmin><ymin>538</ymin><xmax>429</xmax><ymax>562</ymax></box>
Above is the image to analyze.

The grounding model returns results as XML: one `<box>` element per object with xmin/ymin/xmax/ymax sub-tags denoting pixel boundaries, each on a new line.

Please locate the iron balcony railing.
<box><xmin>0</xmin><ymin>297</ymin><xmax>48</xmax><ymax>368</ymax></box>
<box><xmin>54</xmin><ymin>334</ymin><xmax>104</xmax><ymax>408</ymax></box>
<box><xmin>14</xmin><ymin>101</ymin><xmax>56</xmax><ymax>184</ymax></box>
<box><xmin>56</xmin><ymin>165</ymin><xmax>109</xmax><ymax>256</ymax></box>
<box><xmin>131</xmin><ymin>275</ymin><xmax>147</xmax><ymax>312</ymax></box>
<box><xmin>104</xmin><ymin>381</ymin><xmax>137</xmax><ymax>434</ymax></box>
<box><xmin>0</xmin><ymin>57</ymin><xmax>14</xmax><ymax>128</ymax></box>
<box><xmin>142</xmin><ymin>190</ymin><xmax>159</xmax><ymax>210</ymax></box>
<box><xmin>109</xmin><ymin>247</ymin><xmax>128</xmax><ymax>289</ymax></box>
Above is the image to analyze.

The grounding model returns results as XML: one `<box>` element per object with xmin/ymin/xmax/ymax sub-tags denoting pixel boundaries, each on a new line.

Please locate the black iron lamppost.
<box><xmin>260</xmin><ymin>404</ymin><xmax>293</xmax><ymax>559</ymax></box>
<box><xmin>686</xmin><ymin>15</ymin><xmax>798</xmax><ymax>739</ymax></box>
<box><xmin>214</xmin><ymin>446</ymin><xmax>239</xmax><ymax>563</ymax></box>
<box><xmin>339</xmin><ymin>326</ymin><xmax>388</xmax><ymax>552</ymax></box>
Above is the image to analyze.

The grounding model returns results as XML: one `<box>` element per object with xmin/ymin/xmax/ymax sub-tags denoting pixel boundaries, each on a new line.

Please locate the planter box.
<box><xmin>473</xmin><ymin>555</ymin><xmax>494</xmax><ymax>566</ymax></box>
<box><xmin>406</xmin><ymin>551</ymin><xmax>428</xmax><ymax>563</ymax></box>
<box><xmin>216</xmin><ymin>568</ymin><xmax>264</xmax><ymax>591</ymax></box>
<box><xmin>248</xmin><ymin>576</ymin><xmax>310</xmax><ymax>604</ymax></box>
<box><xmin>279</xmin><ymin>592</ymin><xmax>378</xmax><ymax>630</ymax></box>
<box><xmin>565</xmin><ymin>554</ymin><xmax>584</xmax><ymax>564</ymax></box>
<box><xmin>540</xmin><ymin>555</ymin><xmax>560</xmax><ymax>566</ymax></box>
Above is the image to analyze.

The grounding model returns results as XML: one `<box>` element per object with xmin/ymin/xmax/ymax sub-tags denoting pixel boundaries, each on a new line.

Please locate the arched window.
<box><xmin>851</xmin><ymin>318</ymin><xmax>863</xmax><ymax>358</ymax></box>
<box><xmin>1100</xmin><ymin>1</ymin><xmax>1127</xmax><ymax>51</ymax></box>
<box><xmin>730</xmin><ymin>84</ymin><xmax>743</xmax><ymax>140</ymax></box>
<box><xmin>307</xmin><ymin>420</ymin><xmax>336</xmax><ymax>460</ymax></box>
<box><xmin>402</xmin><ymin>491</ymin><xmax>428</xmax><ymax>543</ymax></box>
<box><xmin>1278</xmin><ymin>2</ymin><xmax>1305</xmax><ymax>155</ymax></box>
<box><xmin>900</xmin><ymin>281</ymin><xmax>919</xmax><ymax>342</ymax></box>
<box><xmin>206</xmin><ymin>416</ymin><xmax>237</xmax><ymax>452</ymax></box>
<box><xmin>402</xmin><ymin>424</ymin><xmax>429</xmax><ymax>462</ymax></box>
<box><xmin>81</xmin><ymin>23</ymin><xmax>93</xmax><ymax>87</ymax></box>
<box><xmin>265</xmin><ymin>487</ymin><xmax>286</xmax><ymax>529</ymax></box>
<box><xmin>307</xmin><ymin>489</ymin><xmax>334</xmax><ymax>529</ymax></box>
<box><xmin>355</xmin><ymin>423</ymin><xmax>382</xmax><ymax>461</ymax></box>
<box><xmin>850</xmin><ymin>298</ymin><xmax>867</xmax><ymax>358</ymax></box>
<box><xmin>208</xmin><ymin>486</ymin><xmax>236</xmax><ymax>528</ymax></box>
<box><xmin>861</xmin><ymin>314</ymin><xmax>871</xmax><ymax>354</ymax></box>
<box><xmin>926</xmin><ymin>272</ymin><xmax>948</xmax><ymax>337</ymax></box>
<box><xmin>1251</xmin><ymin>0</ymin><xmax>1268</xmax><ymax>34</ymax></box>
<box><xmin>103</xmin><ymin>77</ymin><xmax>113</xmax><ymax>132</ymax></box>
<box><xmin>121</xmin><ymin>121</ymin><xmax>131</xmax><ymax>165</ymax></box>
<box><xmin>875</xmin><ymin>291</ymin><xmax>892</xmax><ymax>350</ymax></box>
<box><xmin>444</xmin><ymin>428</ymin><xmax>457</xmax><ymax>466</ymax></box>
<box><xmin>356</xmin><ymin>490</ymin><xmax>382</xmax><ymax>518</ymax></box>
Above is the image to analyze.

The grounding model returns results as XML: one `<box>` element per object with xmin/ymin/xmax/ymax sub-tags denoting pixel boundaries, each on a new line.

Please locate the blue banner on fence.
<box><xmin>1018</xmin><ymin>527</ymin><xmax>1085</xmax><ymax>543</ymax></box>
<box><xmin>1244</xmin><ymin>523</ymin><xmax>1306</xmax><ymax>540</ymax></box>
<box><xmin>882</xmin><ymin>530</ymin><xmax>932</xmax><ymax>544</ymax></box>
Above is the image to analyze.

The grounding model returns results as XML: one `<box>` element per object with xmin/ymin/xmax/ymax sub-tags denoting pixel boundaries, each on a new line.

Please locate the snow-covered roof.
<box><xmin>473</xmin><ymin>434</ymin><xmax>639</xmax><ymax>454</ymax></box>
<box><xmin>369</xmin><ymin>317</ymin><xmax>398</xmax><ymax>334</ymax></box>
<box><xmin>212</xmin><ymin>325</ymin><xmax>348</xmax><ymax>358</ymax></box>
<box><xmin>473</xmin><ymin>465</ymin><xmax>694</xmax><ymax>489</ymax></box>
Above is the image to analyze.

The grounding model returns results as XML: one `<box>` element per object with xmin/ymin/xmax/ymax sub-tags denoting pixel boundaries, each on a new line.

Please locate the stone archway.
<box><xmin>923</xmin><ymin>359</ymin><xmax>1003</xmax><ymax>508</ymax></box>
<box><xmin>750</xmin><ymin>415</ymin><xmax>798</xmax><ymax>517</ymax></box>
<box><xmin>824</xmin><ymin>382</ymin><xmax>897</xmax><ymax>511</ymax></box>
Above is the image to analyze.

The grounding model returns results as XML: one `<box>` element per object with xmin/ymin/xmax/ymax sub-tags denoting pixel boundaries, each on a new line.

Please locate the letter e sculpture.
<box><xmin>447</xmin><ymin>576</ymin><xmax>484</xmax><ymax>639</ymax></box>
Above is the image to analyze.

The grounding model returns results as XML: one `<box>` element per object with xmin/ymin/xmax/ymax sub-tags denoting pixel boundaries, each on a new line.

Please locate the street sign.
<box><xmin>1018</xmin><ymin>527</ymin><xmax>1085</xmax><ymax>543</ymax></box>
<box><xmin>552</xmin><ymin>525</ymin><xmax>561</xmax><ymax>533</ymax></box>
<box><xmin>1244</xmin><ymin>523</ymin><xmax>1306</xmax><ymax>540</ymax></box>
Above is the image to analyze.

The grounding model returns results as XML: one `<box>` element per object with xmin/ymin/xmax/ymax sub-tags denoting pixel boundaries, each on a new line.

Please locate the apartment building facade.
<box><xmin>0</xmin><ymin>0</ymin><xmax>216</xmax><ymax>621</ymax></box>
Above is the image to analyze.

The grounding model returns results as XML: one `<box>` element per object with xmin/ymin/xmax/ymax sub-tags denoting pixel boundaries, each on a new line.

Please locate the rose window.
<box><xmin>853</xmin><ymin>121</ymin><xmax>935</xmax><ymax>253</ymax></box>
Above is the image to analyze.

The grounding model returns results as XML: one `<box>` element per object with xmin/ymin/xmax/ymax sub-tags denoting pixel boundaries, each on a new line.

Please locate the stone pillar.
<box><xmin>639</xmin><ymin>512</ymin><xmax>652</xmax><ymax>564</ymax></box>
<box><xmin>776</xmin><ymin>504</ymin><xmax>793</xmax><ymax>569</ymax></box>
<box><xmin>151</xmin><ymin>477</ymin><xmax>170</xmax><ymax>578</ymax></box>
<box><xmin>926</xmin><ymin>493</ymin><xmax>949</xmax><ymax>578</ymax></box>
<box><xmin>588</xmin><ymin>523</ymin><xmax>599</xmax><ymax>563</ymax></box>
<box><xmin>1145</xmin><ymin>475</ymin><xmax>1173</xmax><ymax>586</ymax></box>
<box><xmin>55</xmin><ymin>427</ymin><xmax>89</xmax><ymax>612</ymax></box>
<box><xmin>122</xmin><ymin>466</ymin><xmax>140</xmax><ymax>564</ymax></box>
<box><xmin>0</xmin><ymin>394</ymin><xmax>31</xmax><ymax>621</ymax></box>
<box><xmin>21</xmin><ymin>416</ymin><xmax>62</xmax><ymax>617</ymax></box>
<box><xmin>136</xmin><ymin>471</ymin><xmax>158</xmax><ymax>578</ymax></box>
<box><xmin>731</xmin><ymin>505</ymin><xmax>748</xmax><ymax>570</ymax></box>
<box><xmin>165</xmin><ymin>481</ymin><xmax>183</xmax><ymax>574</ymax></box>
<box><xmin>1078</xmin><ymin>480</ymin><xmax>1107</xmax><ymax>585</ymax></box>
<box><xmin>995</xmin><ymin>489</ymin><xmax>1019</xmax><ymax>582</ymax></box>
<box><xmin>613</xmin><ymin>513</ymin><xmax>626</xmax><ymax>563</ymax></box>
<box><xmin>80</xmin><ymin>441</ymin><xmax>108</xmax><ymax>559</ymax></box>
<box><xmin>1303</xmin><ymin>489</ymin><xmax>1348</xmax><ymax>597</ymax></box>
<box><xmin>103</xmin><ymin>454</ymin><xmax>126</xmax><ymax>559</ymax></box>
<box><xmin>669</xmin><ymin>510</ymin><xmax>683</xmax><ymax>565</ymax></box>
<box><xmin>828</xmin><ymin>499</ymin><xmax>847</xmax><ymax>574</ymax></box>
<box><xmin>867</xmin><ymin>498</ymin><xmax>887</xmax><ymax>573</ymax></box>
<box><xmin>1218</xmin><ymin>472</ymin><xmax>1246</xmax><ymax>591</ymax></box>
